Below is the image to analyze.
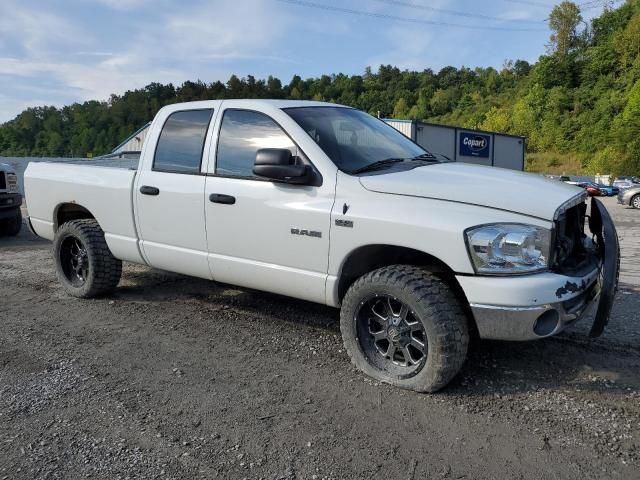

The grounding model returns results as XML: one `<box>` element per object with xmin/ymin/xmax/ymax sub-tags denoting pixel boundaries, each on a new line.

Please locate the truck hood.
<box><xmin>358</xmin><ymin>162</ymin><xmax>583</xmax><ymax>221</ymax></box>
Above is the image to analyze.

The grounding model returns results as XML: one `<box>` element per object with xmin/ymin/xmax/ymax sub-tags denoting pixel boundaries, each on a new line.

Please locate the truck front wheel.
<box><xmin>340</xmin><ymin>265</ymin><xmax>469</xmax><ymax>392</ymax></box>
<box><xmin>53</xmin><ymin>219</ymin><xmax>122</xmax><ymax>298</ymax></box>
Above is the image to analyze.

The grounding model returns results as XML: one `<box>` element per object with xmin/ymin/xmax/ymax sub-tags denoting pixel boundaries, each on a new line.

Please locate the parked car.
<box><xmin>618</xmin><ymin>184</ymin><xmax>640</xmax><ymax>209</ymax></box>
<box><xmin>577</xmin><ymin>182</ymin><xmax>602</xmax><ymax>196</ymax></box>
<box><xmin>0</xmin><ymin>162</ymin><xmax>22</xmax><ymax>236</ymax></box>
<box><xmin>24</xmin><ymin>100</ymin><xmax>620</xmax><ymax>393</ymax></box>
<box><xmin>613</xmin><ymin>176</ymin><xmax>640</xmax><ymax>190</ymax></box>
<box><xmin>597</xmin><ymin>184</ymin><xmax>619</xmax><ymax>197</ymax></box>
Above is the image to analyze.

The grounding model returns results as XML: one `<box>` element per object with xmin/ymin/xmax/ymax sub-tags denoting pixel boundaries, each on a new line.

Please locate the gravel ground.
<box><xmin>0</xmin><ymin>196</ymin><xmax>638</xmax><ymax>479</ymax></box>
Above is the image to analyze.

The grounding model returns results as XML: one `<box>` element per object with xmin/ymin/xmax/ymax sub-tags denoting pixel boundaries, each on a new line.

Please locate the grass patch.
<box><xmin>525</xmin><ymin>152</ymin><xmax>586</xmax><ymax>175</ymax></box>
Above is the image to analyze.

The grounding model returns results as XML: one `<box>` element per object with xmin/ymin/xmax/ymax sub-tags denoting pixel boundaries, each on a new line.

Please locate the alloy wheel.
<box><xmin>355</xmin><ymin>294</ymin><xmax>427</xmax><ymax>377</ymax></box>
<box><xmin>59</xmin><ymin>235</ymin><xmax>89</xmax><ymax>287</ymax></box>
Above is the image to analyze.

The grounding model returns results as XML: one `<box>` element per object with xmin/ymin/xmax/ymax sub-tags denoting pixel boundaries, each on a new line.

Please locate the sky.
<box><xmin>0</xmin><ymin>0</ymin><xmax>617</xmax><ymax>123</ymax></box>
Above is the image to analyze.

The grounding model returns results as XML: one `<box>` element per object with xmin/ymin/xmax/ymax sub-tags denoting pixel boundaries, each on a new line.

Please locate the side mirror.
<box><xmin>253</xmin><ymin>148</ymin><xmax>310</xmax><ymax>184</ymax></box>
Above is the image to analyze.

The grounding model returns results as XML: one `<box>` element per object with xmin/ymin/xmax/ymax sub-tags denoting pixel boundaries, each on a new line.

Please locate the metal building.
<box><xmin>384</xmin><ymin>119</ymin><xmax>526</xmax><ymax>171</ymax></box>
<box><xmin>111</xmin><ymin>122</ymin><xmax>151</xmax><ymax>155</ymax></box>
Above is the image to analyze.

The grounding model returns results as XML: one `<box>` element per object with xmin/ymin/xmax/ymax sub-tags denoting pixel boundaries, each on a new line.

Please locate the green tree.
<box><xmin>614</xmin><ymin>14</ymin><xmax>640</xmax><ymax>68</ymax></box>
<box><xmin>548</xmin><ymin>1</ymin><xmax>582</xmax><ymax>57</ymax></box>
<box><xmin>480</xmin><ymin>107</ymin><xmax>510</xmax><ymax>133</ymax></box>
<box><xmin>392</xmin><ymin>98</ymin><xmax>410</xmax><ymax>118</ymax></box>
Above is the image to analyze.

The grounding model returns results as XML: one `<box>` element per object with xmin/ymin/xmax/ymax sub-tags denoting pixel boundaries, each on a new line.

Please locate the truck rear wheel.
<box><xmin>4</xmin><ymin>209</ymin><xmax>22</xmax><ymax>236</ymax></box>
<box><xmin>340</xmin><ymin>265</ymin><xmax>469</xmax><ymax>393</ymax></box>
<box><xmin>53</xmin><ymin>219</ymin><xmax>122</xmax><ymax>298</ymax></box>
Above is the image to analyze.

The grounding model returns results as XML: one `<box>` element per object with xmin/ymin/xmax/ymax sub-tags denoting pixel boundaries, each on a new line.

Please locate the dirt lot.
<box><xmin>1</xmin><ymin>196</ymin><xmax>639</xmax><ymax>479</ymax></box>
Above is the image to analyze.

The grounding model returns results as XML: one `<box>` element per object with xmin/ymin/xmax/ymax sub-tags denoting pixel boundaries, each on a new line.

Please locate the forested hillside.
<box><xmin>2</xmin><ymin>1</ymin><xmax>640</xmax><ymax>175</ymax></box>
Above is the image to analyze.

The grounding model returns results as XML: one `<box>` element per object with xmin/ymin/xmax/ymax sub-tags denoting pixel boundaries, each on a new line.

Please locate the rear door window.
<box><xmin>154</xmin><ymin>109</ymin><xmax>213</xmax><ymax>174</ymax></box>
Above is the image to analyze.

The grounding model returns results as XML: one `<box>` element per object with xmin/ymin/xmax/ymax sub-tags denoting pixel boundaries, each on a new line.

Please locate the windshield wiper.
<box><xmin>410</xmin><ymin>153</ymin><xmax>437</xmax><ymax>161</ymax></box>
<box><xmin>350</xmin><ymin>158</ymin><xmax>404</xmax><ymax>174</ymax></box>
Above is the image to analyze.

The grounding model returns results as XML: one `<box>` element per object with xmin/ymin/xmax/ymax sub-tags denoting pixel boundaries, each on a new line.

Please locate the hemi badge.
<box><xmin>335</xmin><ymin>219</ymin><xmax>354</xmax><ymax>228</ymax></box>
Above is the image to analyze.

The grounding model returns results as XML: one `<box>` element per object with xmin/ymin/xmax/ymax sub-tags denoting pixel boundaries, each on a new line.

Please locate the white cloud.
<box><xmin>365</xmin><ymin>0</ymin><xmax>474</xmax><ymax>72</ymax></box>
<box><xmin>0</xmin><ymin>0</ymin><xmax>296</xmax><ymax>122</ymax></box>
<box><xmin>366</xmin><ymin>25</ymin><xmax>472</xmax><ymax>73</ymax></box>
<box><xmin>0</xmin><ymin>94</ymin><xmax>58</xmax><ymax>123</ymax></box>
<box><xmin>0</xmin><ymin>0</ymin><xmax>88</xmax><ymax>55</ymax></box>
<box><xmin>92</xmin><ymin>0</ymin><xmax>153</xmax><ymax>10</ymax></box>
<box><xmin>74</xmin><ymin>51</ymin><xmax>115</xmax><ymax>57</ymax></box>
<box><xmin>146</xmin><ymin>0</ymin><xmax>293</xmax><ymax>63</ymax></box>
<box><xmin>498</xmin><ymin>9</ymin><xmax>541</xmax><ymax>21</ymax></box>
<box><xmin>0</xmin><ymin>56</ymin><xmax>188</xmax><ymax>103</ymax></box>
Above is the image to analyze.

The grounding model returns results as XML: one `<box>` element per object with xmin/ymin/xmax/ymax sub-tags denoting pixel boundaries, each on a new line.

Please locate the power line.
<box><xmin>276</xmin><ymin>0</ymin><xmax>547</xmax><ymax>31</ymax></box>
<box><xmin>579</xmin><ymin>0</ymin><xmax>623</xmax><ymax>9</ymax></box>
<box><xmin>502</xmin><ymin>0</ymin><xmax>621</xmax><ymax>9</ymax></box>
<box><xmin>500</xmin><ymin>0</ymin><xmax>554</xmax><ymax>8</ymax></box>
<box><xmin>579</xmin><ymin>0</ymin><xmax>607</xmax><ymax>6</ymax></box>
<box><xmin>370</xmin><ymin>0</ymin><xmax>543</xmax><ymax>24</ymax></box>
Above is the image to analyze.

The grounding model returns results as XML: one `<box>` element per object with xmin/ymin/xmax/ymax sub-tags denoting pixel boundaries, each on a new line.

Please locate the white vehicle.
<box><xmin>25</xmin><ymin>100</ymin><xmax>620</xmax><ymax>392</ymax></box>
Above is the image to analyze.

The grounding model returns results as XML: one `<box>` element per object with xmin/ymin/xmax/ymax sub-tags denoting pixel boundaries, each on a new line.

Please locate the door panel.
<box><xmin>204</xmin><ymin>107</ymin><xmax>333</xmax><ymax>303</ymax></box>
<box><xmin>205</xmin><ymin>177</ymin><xmax>332</xmax><ymax>303</ymax></box>
<box><xmin>136</xmin><ymin>171</ymin><xmax>210</xmax><ymax>278</ymax></box>
<box><xmin>134</xmin><ymin>108</ymin><xmax>214</xmax><ymax>279</ymax></box>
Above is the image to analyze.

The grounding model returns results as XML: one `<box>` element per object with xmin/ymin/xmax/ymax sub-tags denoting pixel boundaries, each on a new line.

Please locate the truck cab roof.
<box><xmin>160</xmin><ymin>99</ymin><xmax>348</xmax><ymax>113</ymax></box>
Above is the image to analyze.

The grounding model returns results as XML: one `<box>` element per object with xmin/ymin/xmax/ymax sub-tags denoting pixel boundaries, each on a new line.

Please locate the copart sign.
<box><xmin>459</xmin><ymin>132</ymin><xmax>490</xmax><ymax>158</ymax></box>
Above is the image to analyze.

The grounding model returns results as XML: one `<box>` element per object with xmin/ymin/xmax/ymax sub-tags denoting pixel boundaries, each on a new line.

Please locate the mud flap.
<box><xmin>588</xmin><ymin>198</ymin><xmax>620</xmax><ymax>337</ymax></box>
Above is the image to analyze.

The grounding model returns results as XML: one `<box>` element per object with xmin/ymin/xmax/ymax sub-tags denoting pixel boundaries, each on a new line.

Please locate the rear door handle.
<box><xmin>140</xmin><ymin>185</ymin><xmax>160</xmax><ymax>196</ymax></box>
<box><xmin>209</xmin><ymin>193</ymin><xmax>236</xmax><ymax>205</ymax></box>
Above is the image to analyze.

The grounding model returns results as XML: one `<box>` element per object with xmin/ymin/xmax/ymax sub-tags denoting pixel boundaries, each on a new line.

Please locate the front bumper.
<box><xmin>618</xmin><ymin>189</ymin><xmax>637</xmax><ymax>205</ymax></box>
<box><xmin>460</xmin><ymin>268</ymin><xmax>600</xmax><ymax>341</ymax></box>
<box><xmin>0</xmin><ymin>193</ymin><xmax>22</xmax><ymax>219</ymax></box>
<box><xmin>0</xmin><ymin>193</ymin><xmax>22</xmax><ymax>207</ymax></box>
<box><xmin>459</xmin><ymin>198</ymin><xmax>619</xmax><ymax>341</ymax></box>
<box><xmin>470</xmin><ymin>280</ymin><xmax>599</xmax><ymax>341</ymax></box>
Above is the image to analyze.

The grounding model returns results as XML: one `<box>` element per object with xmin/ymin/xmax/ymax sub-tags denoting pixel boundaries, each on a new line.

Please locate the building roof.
<box><xmin>111</xmin><ymin>122</ymin><xmax>151</xmax><ymax>154</ymax></box>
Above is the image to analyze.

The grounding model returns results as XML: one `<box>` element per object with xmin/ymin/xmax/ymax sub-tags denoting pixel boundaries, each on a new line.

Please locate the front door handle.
<box><xmin>140</xmin><ymin>185</ymin><xmax>160</xmax><ymax>196</ymax></box>
<box><xmin>209</xmin><ymin>193</ymin><xmax>236</xmax><ymax>205</ymax></box>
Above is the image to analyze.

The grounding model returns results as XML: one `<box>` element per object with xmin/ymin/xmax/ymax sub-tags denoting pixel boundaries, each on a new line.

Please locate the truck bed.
<box><xmin>1</xmin><ymin>155</ymin><xmax>139</xmax><ymax>195</ymax></box>
<box><xmin>25</xmin><ymin>161</ymin><xmax>141</xmax><ymax>263</ymax></box>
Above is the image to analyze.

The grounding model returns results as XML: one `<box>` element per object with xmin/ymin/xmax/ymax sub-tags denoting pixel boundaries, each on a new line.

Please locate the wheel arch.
<box><xmin>336</xmin><ymin>244</ymin><xmax>466</xmax><ymax>299</ymax></box>
<box><xmin>54</xmin><ymin>202</ymin><xmax>95</xmax><ymax>231</ymax></box>
<box><xmin>335</xmin><ymin>244</ymin><xmax>478</xmax><ymax>343</ymax></box>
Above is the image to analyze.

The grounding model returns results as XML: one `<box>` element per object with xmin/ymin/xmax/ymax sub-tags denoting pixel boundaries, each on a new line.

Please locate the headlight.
<box><xmin>465</xmin><ymin>224</ymin><xmax>551</xmax><ymax>274</ymax></box>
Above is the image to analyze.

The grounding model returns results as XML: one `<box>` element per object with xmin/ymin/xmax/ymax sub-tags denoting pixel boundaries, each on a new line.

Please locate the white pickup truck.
<box><xmin>25</xmin><ymin>100</ymin><xmax>619</xmax><ymax>392</ymax></box>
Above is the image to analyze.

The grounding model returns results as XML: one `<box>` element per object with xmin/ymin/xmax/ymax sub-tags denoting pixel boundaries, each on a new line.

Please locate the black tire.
<box><xmin>5</xmin><ymin>209</ymin><xmax>22</xmax><ymax>236</ymax></box>
<box><xmin>53</xmin><ymin>219</ymin><xmax>122</xmax><ymax>298</ymax></box>
<box><xmin>340</xmin><ymin>265</ymin><xmax>469</xmax><ymax>393</ymax></box>
<box><xmin>631</xmin><ymin>194</ymin><xmax>640</xmax><ymax>209</ymax></box>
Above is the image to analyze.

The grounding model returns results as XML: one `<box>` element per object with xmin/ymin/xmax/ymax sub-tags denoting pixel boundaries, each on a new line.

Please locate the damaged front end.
<box><xmin>552</xmin><ymin>196</ymin><xmax>620</xmax><ymax>337</ymax></box>
<box><xmin>466</xmin><ymin>194</ymin><xmax>620</xmax><ymax>342</ymax></box>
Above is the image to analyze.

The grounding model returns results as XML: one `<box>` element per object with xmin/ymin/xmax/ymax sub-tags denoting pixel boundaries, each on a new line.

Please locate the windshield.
<box><xmin>283</xmin><ymin>107</ymin><xmax>431</xmax><ymax>173</ymax></box>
